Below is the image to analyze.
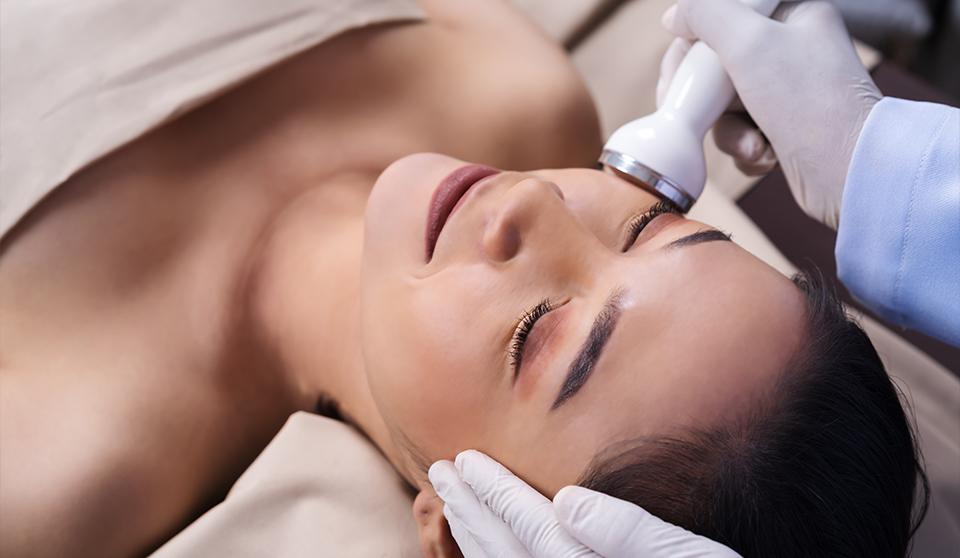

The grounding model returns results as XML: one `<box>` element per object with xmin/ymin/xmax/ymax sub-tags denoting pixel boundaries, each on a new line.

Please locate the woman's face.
<box><xmin>361</xmin><ymin>153</ymin><xmax>805</xmax><ymax>494</ymax></box>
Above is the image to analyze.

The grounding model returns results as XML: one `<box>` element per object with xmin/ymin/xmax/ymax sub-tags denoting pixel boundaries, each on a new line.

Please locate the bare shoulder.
<box><xmin>413</xmin><ymin>0</ymin><xmax>604</xmax><ymax>168</ymax></box>
<box><xmin>294</xmin><ymin>0</ymin><xmax>602</xmax><ymax>170</ymax></box>
<box><xmin>0</xmin><ymin>373</ymin><xmax>145</xmax><ymax>557</ymax></box>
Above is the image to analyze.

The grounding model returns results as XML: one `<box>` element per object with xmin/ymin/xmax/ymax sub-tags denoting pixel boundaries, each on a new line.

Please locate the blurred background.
<box><xmin>833</xmin><ymin>0</ymin><xmax>958</xmax><ymax>98</ymax></box>
<box><xmin>540</xmin><ymin>0</ymin><xmax>960</xmax><ymax>100</ymax></box>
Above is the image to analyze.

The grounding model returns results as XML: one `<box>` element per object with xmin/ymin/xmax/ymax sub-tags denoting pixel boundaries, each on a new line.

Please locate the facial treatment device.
<box><xmin>599</xmin><ymin>0</ymin><xmax>780</xmax><ymax>212</ymax></box>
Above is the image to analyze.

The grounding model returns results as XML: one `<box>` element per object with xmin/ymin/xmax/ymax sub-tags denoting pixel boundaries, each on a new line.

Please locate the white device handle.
<box><xmin>660</xmin><ymin>0</ymin><xmax>780</xmax><ymax>139</ymax></box>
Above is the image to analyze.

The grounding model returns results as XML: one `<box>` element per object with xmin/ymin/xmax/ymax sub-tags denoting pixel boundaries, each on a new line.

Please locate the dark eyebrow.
<box><xmin>665</xmin><ymin>229</ymin><xmax>732</xmax><ymax>249</ymax></box>
<box><xmin>548</xmin><ymin>229</ymin><xmax>728</xmax><ymax>410</ymax></box>
<box><xmin>551</xmin><ymin>289</ymin><xmax>624</xmax><ymax>410</ymax></box>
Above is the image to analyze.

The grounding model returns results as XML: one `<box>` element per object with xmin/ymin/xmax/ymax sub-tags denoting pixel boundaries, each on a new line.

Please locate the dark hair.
<box><xmin>579</xmin><ymin>270</ymin><xmax>929</xmax><ymax>557</ymax></box>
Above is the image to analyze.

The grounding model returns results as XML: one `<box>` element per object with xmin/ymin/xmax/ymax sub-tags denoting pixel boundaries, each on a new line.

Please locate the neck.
<box><xmin>245</xmin><ymin>181</ymin><xmax>410</xmax><ymax>483</ymax></box>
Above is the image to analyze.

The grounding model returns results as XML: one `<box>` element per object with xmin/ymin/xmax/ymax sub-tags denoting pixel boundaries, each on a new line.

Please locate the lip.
<box><xmin>425</xmin><ymin>164</ymin><xmax>501</xmax><ymax>261</ymax></box>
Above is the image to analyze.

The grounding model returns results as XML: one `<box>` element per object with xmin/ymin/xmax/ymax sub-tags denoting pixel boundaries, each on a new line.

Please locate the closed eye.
<box><xmin>508</xmin><ymin>299</ymin><xmax>558</xmax><ymax>378</ymax></box>
<box><xmin>620</xmin><ymin>201</ymin><xmax>681</xmax><ymax>251</ymax></box>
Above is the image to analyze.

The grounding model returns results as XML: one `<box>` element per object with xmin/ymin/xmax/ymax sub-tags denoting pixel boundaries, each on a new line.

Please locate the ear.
<box><xmin>412</xmin><ymin>487</ymin><xmax>463</xmax><ymax>558</ymax></box>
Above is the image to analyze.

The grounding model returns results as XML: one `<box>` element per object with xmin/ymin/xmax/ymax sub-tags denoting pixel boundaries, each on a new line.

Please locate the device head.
<box><xmin>599</xmin><ymin>112</ymin><xmax>706</xmax><ymax>213</ymax></box>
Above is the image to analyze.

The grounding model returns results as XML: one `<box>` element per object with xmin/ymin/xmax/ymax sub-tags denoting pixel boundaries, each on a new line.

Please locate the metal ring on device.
<box><xmin>598</xmin><ymin>149</ymin><xmax>695</xmax><ymax>213</ymax></box>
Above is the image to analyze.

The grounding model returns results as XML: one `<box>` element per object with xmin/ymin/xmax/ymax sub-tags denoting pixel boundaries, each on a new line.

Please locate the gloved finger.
<box><xmin>771</xmin><ymin>0</ymin><xmax>806</xmax><ymax>23</ymax></box>
<box><xmin>455</xmin><ymin>451</ymin><xmax>596</xmax><ymax>558</ymax></box>
<box><xmin>442</xmin><ymin>506</ymin><xmax>489</xmax><ymax>558</ymax></box>
<box><xmin>712</xmin><ymin>114</ymin><xmax>769</xmax><ymax>163</ymax></box>
<box><xmin>662</xmin><ymin>0</ymin><xmax>775</xmax><ymax>63</ymax></box>
<box><xmin>430</xmin><ymin>461</ymin><xmax>532</xmax><ymax>558</ymax></box>
<box><xmin>777</xmin><ymin>0</ymin><xmax>845</xmax><ymax>29</ymax></box>
<box><xmin>656</xmin><ymin>37</ymin><xmax>693</xmax><ymax>109</ymax></box>
<box><xmin>444</xmin><ymin>505</ymin><xmax>533</xmax><ymax>558</ymax></box>
<box><xmin>554</xmin><ymin>486</ymin><xmax>742</xmax><ymax>558</ymax></box>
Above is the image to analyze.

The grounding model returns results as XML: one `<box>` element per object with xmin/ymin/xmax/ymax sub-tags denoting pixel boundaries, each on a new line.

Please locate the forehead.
<box><xmin>604</xmin><ymin>242</ymin><xmax>805</xmax><ymax>427</ymax></box>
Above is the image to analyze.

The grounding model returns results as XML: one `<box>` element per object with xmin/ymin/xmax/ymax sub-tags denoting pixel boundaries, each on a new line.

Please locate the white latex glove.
<box><xmin>428</xmin><ymin>450</ymin><xmax>740</xmax><ymax>558</ymax></box>
<box><xmin>658</xmin><ymin>0</ymin><xmax>882</xmax><ymax>229</ymax></box>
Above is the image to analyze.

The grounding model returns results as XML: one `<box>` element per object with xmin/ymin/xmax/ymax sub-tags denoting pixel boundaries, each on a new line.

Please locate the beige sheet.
<box><xmin>150</xmin><ymin>413</ymin><xmax>421</xmax><ymax>557</ymax></box>
<box><xmin>0</xmin><ymin>0</ymin><xmax>424</xmax><ymax>239</ymax></box>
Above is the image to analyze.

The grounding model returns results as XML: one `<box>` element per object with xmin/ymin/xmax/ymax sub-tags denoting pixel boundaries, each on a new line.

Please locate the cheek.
<box><xmin>532</xmin><ymin>168</ymin><xmax>662</xmax><ymax>242</ymax></box>
<box><xmin>360</xmin><ymin>273</ymin><xmax>505</xmax><ymax>459</ymax></box>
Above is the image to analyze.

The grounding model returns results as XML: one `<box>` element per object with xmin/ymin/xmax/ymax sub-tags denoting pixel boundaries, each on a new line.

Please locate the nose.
<box><xmin>481</xmin><ymin>177</ymin><xmax>567</xmax><ymax>263</ymax></box>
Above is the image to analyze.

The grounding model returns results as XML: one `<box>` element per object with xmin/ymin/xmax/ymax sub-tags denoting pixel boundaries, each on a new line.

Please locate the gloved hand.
<box><xmin>658</xmin><ymin>0</ymin><xmax>882</xmax><ymax>229</ymax></box>
<box><xmin>428</xmin><ymin>450</ymin><xmax>740</xmax><ymax>558</ymax></box>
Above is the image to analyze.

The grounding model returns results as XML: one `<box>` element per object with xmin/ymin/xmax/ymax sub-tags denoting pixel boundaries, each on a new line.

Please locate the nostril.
<box><xmin>515</xmin><ymin>177</ymin><xmax>564</xmax><ymax>200</ymax></box>
<box><xmin>533</xmin><ymin>179</ymin><xmax>564</xmax><ymax>200</ymax></box>
<box><xmin>482</xmin><ymin>213</ymin><xmax>521</xmax><ymax>262</ymax></box>
<box><xmin>481</xmin><ymin>176</ymin><xmax>566</xmax><ymax>263</ymax></box>
<box><xmin>550</xmin><ymin>181</ymin><xmax>565</xmax><ymax>200</ymax></box>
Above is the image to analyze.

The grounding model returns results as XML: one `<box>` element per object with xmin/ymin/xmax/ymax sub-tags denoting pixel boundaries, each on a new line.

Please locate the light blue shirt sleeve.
<box><xmin>836</xmin><ymin>97</ymin><xmax>960</xmax><ymax>347</ymax></box>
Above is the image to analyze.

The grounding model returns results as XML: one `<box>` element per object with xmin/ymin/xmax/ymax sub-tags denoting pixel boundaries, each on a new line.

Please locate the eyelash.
<box><xmin>621</xmin><ymin>200</ymin><xmax>680</xmax><ymax>251</ymax></box>
<box><xmin>508</xmin><ymin>298</ymin><xmax>555</xmax><ymax>375</ymax></box>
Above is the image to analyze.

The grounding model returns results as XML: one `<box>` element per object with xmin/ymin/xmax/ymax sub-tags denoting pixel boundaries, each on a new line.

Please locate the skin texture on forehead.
<box><xmin>359</xmin><ymin>153</ymin><xmax>806</xmax><ymax>495</ymax></box>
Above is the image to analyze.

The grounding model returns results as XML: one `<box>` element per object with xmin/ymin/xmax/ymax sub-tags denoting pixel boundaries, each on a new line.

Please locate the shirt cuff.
<box><xmin>835</xmin><ymin>97</ymin><xmax>955</xmax><ymax>326</ymax></box>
